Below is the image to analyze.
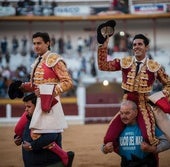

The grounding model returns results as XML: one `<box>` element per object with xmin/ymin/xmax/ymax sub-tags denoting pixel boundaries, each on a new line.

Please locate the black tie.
<box><xmin>135</xmin><ymin>61</ymin><xmax>142</xmax><ymax>76</ymax></box>
<box><xmin>32</xmin><ymin>56</ymin><xmax>42</xmax><ymax>83</ymax></box>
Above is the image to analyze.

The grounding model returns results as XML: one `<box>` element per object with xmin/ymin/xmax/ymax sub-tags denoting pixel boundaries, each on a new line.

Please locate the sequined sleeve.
<box><xmin>97</xmin><ymin>45</ymin><xmax>121</xmax><ymax>71</ymax></box>
<box><xmin>157</xmin><ymin>67</ymin><xmax>170</xmax><ymax>96</ymax></box>
<box><xmin>157</xmin><ymin>67</ymin><xmax>169</xmax><ymax>85</ymax></box>
<box><xmin>53</xmin><ymin>60</ymin><xmax>73</xmax><ymax>95</ymax></box>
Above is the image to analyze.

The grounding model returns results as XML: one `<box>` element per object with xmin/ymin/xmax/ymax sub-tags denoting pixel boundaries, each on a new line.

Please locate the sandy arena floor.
<box><xmin>0</xmin><ymin>124</ymin><xmax>170</xmax><ymax>167</ymax></box>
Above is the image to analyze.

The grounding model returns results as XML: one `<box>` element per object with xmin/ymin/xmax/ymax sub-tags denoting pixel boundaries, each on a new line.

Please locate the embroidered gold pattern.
<box><xmin>122</xmin><ymin>62</ymin><xmax>153</xmax><ymax>93</ymax></box>
<box><xmin>30</xmin><ymin>51</ymin><xmax>72</xmax><ymax>96</ymax></box>
<box><xmin>121</xmin><ymin>56</ymin><xmax>133</xmax><ymax>68</ymax></box>
<box><xmin>54</xmin><ymin>61</ymin><xmax>72</xmax><ymax>95</ymax></box>
<box><xmin>46</xmin><ymin>53</ymin><xmax>63</xmax><ymax>67</ymax></box>
<box><xmin>147</xmin><ymin>59</ymin><xmax>160</xmax><ymax>72</ymax></box>
<box><xmin>138</xmin><ymin>95</ymin><xmax>159</xmax><ymax>145</ymax></box>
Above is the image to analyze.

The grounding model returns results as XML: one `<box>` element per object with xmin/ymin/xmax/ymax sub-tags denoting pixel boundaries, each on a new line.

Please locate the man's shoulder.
<box><xmin>146</xmin><ymin>59</ymin><xmax>161</xmax><ymax>72</ymax></box>
<box><xmin>121</xmin><ymin>56</ymin><xmax>133</xmax><ymax>68</ymax></box>
<box><xmin>45</xmin><ymin>52</ymin><xmax>64</xmax><ymax>67</ymax></box>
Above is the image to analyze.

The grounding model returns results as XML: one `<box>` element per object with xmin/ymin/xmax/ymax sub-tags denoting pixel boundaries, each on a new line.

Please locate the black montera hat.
<box><xmin>8</xmin><ymin>80</ymin><xmax>24</xmax><ymax>99</ymax></box>
<box><xmin>97</xmin><ymin>20</ymin><xmax>116</xmax><ymax>44</ymax></box>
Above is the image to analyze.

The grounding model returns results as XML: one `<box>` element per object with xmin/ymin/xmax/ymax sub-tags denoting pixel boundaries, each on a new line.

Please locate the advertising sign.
<box><xmin>130</xmin><ymin>3</ymin><xmax>167</xmax><ymax>14</ymax></box>
<box><xmin>54</xmin><ymin>6</ymin><xmax>92</xmax><ymax>16</ymax></box>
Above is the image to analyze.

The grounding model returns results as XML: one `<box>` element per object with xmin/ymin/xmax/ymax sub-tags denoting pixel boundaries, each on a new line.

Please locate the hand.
<box><xmin>162</xmin><ymin>89</ymin><xmax>170</xmax><ymax>97</ymax></box>
<box><xmin>103</xmin><ymin>37</ymin><xmax>109</xmax><ymax>48</ymax></box>
<box><xmin>34</xmin><ymin>87</ymin><xmax>40</xmax><ymax>97</ymax></box>
<box><xmin>103</xmin><ymin>142</ymin><xmax>114</xmax><ymax>154</ymax></box>
<box><xmin>22</xmin><ymin>141</ymin><xmax>32</xmax><ymax>151</ymax></box>
<box><xmin>14</xmin><ymin>135</ymin><xmax>22</xmax><ymax>146</ymax></box>
<box><xmin>141</xmin><ymin>142</ymin><xmax>156</xmax><ymax>153</ymax></box>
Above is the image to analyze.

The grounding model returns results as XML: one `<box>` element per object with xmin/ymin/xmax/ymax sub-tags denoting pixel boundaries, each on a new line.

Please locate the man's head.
<box><xmin>23</xmin><ymin>93</ymin><xmax>37</xmax><ymax>117</ymax></box>
<box><xmin>120</xmin><ymin>100</ymin><xmax>138</xmax><ymax>125</ymax></box>
<box><xmin>132</xmin><ymin>34</ymin><xmax>149</xmax><ymax>61</ymax></box>
<box><xmin>32</xmin><ymin>32</ymin><xmax>51</xmax><ymax>56</ymax></box>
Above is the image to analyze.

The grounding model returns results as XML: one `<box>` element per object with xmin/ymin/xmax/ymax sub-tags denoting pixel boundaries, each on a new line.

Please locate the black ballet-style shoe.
<box><xmin>67</xmin><ymin>151</ymin><xmax>75</xmax><ymax>167</ymax></box>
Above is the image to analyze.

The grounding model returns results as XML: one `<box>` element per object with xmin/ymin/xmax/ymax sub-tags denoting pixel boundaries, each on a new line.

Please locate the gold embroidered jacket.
<box><xmin>98</xmin><ymin>46</ymin><xmax>170</xmax><ymax>94</ymax></box>
<box><xmin>21</xmin><ymin>51</ymin><xmax>73</xmax><ymax>95</ymax></box>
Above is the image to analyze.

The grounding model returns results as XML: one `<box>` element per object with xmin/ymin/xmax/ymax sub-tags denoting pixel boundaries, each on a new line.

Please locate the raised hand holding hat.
<box><xmin>97</xmin><ymin>20</ymin><xmax>116</xmax><ymax>44</ymax></box>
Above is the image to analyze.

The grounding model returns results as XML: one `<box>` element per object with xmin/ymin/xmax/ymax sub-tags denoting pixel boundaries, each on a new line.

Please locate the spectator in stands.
<box><xmin>2</xmin><ymin>66</ymin><xmax>12</xmax><ymax>97</ymax></box>
<box><xmin>0</xmin><ymin>36</ymin><xmax>10</xmax><ymax>64</ymax></box>
<box><xmin>50</xmin><ymin>34</ymin><xmax>56</xmax><ymax>52</ymax></box>
<box><xmin>23</xmin><ymin>0</ymin><xmax>35</xmax><ymax>7</ymax></box>
<box><xmin>66</xmin><ymin>35</ymin><xmax>72</xmax><ymax>56</ymax></box>
<box><xmin>0</xmin><ymin>53</ymin><xmax>2</xmax><ymax>63</ymax></box>
<box><xmin>110</xmin><ymin>0</ymin><xmax>129</xmax><ymax>13</ymax></box>
<box><xmin>16</xmin><ymin>0</ymin><xmax>25</xmax><ymax>15</ymax></box>
<box><xmin>0</xmin><ymin>65</ymin><xmax>3</xmax><ymax>73</ymax></box>
<box><xmin>80</xmin><ymin>56</ymin><xmax>86</xmax><ymax>74</ymax></box>
<box><xmin>17</xmin><ymin>0</ymin><xmax>25</xmax><ymax>8</ymax></box>
<box><xmin>0</xmin><ymin>74</ymin><xmax>6</xmax><ymax>97</ymax></box>
<box><xmin>1</xmin><ymin>36</ymin><xmax>8</xmax><ymax>56</ymax></box>
<box><xmin>16</xmin><ymin>65</ymin><xmax>29</xmax><ymax>82</ymax></box>
<box><xmin>90</xmin><ymin>55</ymin><xmax>97</xmax><ymax>77</ymax></box>
<box><xmin>30</xmin><ymin>48</ymin><xmax>36</xmax><ymax>64</ymax></box>
<box><xmin>101</xmin><ymin>100</ymin><xmax>170</xmax><ymax>167</ymax></box>
<box><xmin>2</xmin><ymin>66</ymin><xmax>11</xmax><ymax>79</ymax></box>
<box><xmin>21</xmin><ymin>35</ymin><xmax>28</xmax><ymax>56</ymax></box>
<box><xmin>51</xmin><ymin>0</ymin><xmax>58</xmax><ymax>15</ymax></box>
<box><xmin>16</xmin><ymin>0</ymin><xmax>35</xmax><ymax>16</ymax></box>
<box><xmin>51</xmin><ymin>0</ymin><xmax>58</xmax><ymax>9</ymax></box>
<box><xmin>58</xmin><ymin>37</ymin><xmax>65</xmax><ymax>54</ymax></box>
<box><xmin>1</xmin><ymin>0</ymin><xmax>10</xmax><ymax>7</ymax></box>
<box><xmin>12</xmin><ymin>35</ymin><xmax>19</xmax><ymax>55</ymax></box>
<box><xmin>110</xmin><ymin>0</ymin><xmax>118</xmax><ymax>10</ymax></box>
<box><xmin>4</xmin><ymin>51</ymin><xmax>10</xmax><ymax>65</ymax></box>
<box><xmin>77</xmin><ymin>37</ymin><xmax>84</xmax><ymax>57</ymax></box>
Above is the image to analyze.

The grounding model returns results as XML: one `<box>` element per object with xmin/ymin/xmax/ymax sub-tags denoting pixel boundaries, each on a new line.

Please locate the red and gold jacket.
<box><xmin>98</xmin><ymin>46</ymin><xmax>170</xmax><ymax>94</ymax></box>
<box><xmin>21</xmin><ymin>51</ymin><xmax>73</xmax><ymax>95</ymax></box>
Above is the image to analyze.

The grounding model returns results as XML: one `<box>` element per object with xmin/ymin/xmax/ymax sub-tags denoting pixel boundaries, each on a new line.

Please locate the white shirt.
<box><xmin>135</xmin><ymin>57</ymin><xmax>146</xmax><ymax>73</ymax></box>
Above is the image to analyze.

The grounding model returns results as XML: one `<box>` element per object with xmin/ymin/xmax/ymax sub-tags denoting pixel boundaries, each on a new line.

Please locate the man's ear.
<box><xmin>146</xmin><ymin>45</ymin><xmax>149</xmax><ymax>51</ymax></box>
<box><xmin>135</xmin><ymin>109</ymin><xmax>138</xmax><ymax>117</ymax></box>
<box><xmin>47</xmin><ymin>41</ymin><xmax>50</xmax><ymax>48</ymax></box>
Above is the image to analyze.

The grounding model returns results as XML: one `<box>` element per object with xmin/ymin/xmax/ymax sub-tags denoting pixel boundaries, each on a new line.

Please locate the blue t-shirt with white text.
<box><xmin>119</xmin><ymin>124</ymin><xmax>162</xmax><ymax>160</ymax></box>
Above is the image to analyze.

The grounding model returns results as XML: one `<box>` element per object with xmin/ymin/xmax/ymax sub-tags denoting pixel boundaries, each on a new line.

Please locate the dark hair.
<box><xmin>32</xmin><ymin>32</ymin><xmax>51</xmax><ymax>50</ymax></box>
<box><xmin>133</xmin><ymin>34</ymin><xmax>149</xmax><ymax>46</ymax></box>
<box><xmin>23</xmin><ymin>93</ymin><xmax>37</xmax><ymax>105</ymax></box>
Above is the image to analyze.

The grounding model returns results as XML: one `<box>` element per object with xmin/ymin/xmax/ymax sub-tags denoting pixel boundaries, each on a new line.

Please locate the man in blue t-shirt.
<box><xmin>102</xmin><ymin>100</ymin><xmax>170</xmax><ymax>167</ymax></box>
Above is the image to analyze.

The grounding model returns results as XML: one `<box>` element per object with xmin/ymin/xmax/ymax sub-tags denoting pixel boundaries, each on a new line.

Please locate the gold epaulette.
<box><xmin>147</xmin><ymin>59</ymin><xmax>160</xmax><ymax>72</ymax></box>
<box><xmin>120</xmin><ymin>56</ymin><xmax>133</xmax><ymax>69</ymax></box>
<box><xmin>45</xmin><ymin>53</ymin><xmax>64</xmax><ymax>67</ymax></box>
